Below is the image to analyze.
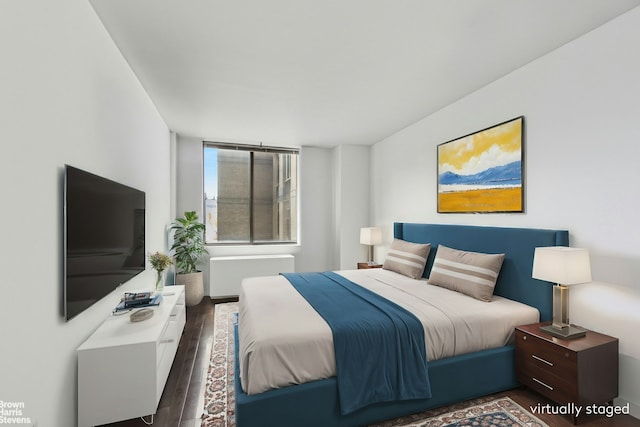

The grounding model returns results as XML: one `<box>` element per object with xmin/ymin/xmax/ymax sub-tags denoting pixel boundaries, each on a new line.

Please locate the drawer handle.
<box><xmin>532</xmin><ymin>377</ymin><xmax>554</xmax><ymax>391</ymax></box>
<box><xmin>160</xmin><ymin>338</ymin><xmax>175</xmax><ymax>344</ymax></box>
<box><xmin>532</xmin><ymin>354</ymin><xmax>554</xmax><ymax>366</ymax></box>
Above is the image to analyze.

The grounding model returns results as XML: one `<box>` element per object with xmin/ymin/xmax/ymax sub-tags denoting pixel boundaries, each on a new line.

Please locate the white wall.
<box><xmin>333</xmin><ymin>145</ymin><xmax>372</xmax><ymax>269</ymax></box>
<box><xmin>296</xmin><ymin>146</ymin><xmax>335</xmax><ymax>272</ymax></box>
<box><xmin>371</xmin><ymin>6</ymin><xmax>640</xmax><ymax>416</ymax></box>
<box><xmin>174</xmin><ymin>138</ymin><xmax>345</xmax><ymax>278</ymax></box>
<box><xmin>175</xmin><ymin>134</ymin><xmax>205</xmax><ymax>220</ymax></box>
<box><xmin>0</xmin><ymin>1</ymin><xmax>170</xmax><ymax>426</ymax></box>
<box><xmin>173</xmin><ymin>138</ymin><xmax>374</xmax><ymax>275</ymax></box>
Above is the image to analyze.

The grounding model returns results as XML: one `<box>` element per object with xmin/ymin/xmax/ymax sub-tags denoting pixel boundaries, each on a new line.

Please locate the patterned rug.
<box><xmin>200</xmin><ymin>302</ymin><xmax>548</xmax><ymax>427</ymax></box>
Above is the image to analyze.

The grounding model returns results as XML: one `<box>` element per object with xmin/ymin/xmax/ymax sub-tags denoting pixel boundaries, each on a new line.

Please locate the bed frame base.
<box><xmin>235</xmin><ymin>223</ymin><xmax>569</xmax><ymax>427</ymax></box>
<box><xmin>235</xmin><ymin>327</ymin><xmax>517</xmax><ymax>427</ymax></box>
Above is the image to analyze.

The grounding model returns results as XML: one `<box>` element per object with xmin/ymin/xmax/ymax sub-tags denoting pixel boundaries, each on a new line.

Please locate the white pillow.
<box><xmin>383</xmin><ymin>239</ymin><xmax>431</xmax><ymax>279</ymax></box>
<box><xmin>428</xmin><ymin>244</ymin><xmax>504</xmax><ymax>302</ymax></box>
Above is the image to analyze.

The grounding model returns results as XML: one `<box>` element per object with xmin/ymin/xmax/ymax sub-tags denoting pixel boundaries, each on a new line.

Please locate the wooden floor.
<box><xmin>106</xmin><ymin>298</ymin><xmax>640</xmax><ymax>427</ymax></box>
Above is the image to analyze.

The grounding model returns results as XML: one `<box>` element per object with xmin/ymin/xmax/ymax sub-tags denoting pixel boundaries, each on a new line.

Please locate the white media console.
<box><xmin>77</xmin><ymin>286</ymin><xmax>186</xmax><ymax>426</ymax></box>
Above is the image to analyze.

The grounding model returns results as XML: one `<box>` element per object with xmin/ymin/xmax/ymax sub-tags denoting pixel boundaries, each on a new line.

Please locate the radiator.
<box><xmin>208</xmin><ymin>254</ymin><xmax>295</xmax><ymax>298</ymax></box>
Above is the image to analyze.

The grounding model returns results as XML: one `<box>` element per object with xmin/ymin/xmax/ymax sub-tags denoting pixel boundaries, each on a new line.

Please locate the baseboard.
<box><xmin>618</xmin><ymin>353</ymin><xmax>640</xmax><ymax>419</ymax></box>
<box><xmin>613</xmin><ymin>397</ymin><xmax>639</xmax><ymax>420</ymax></box>
<box><xmin>193</xmin><ymin>371</ymin><xmax>208</xmax><ymax>426</ymax></box>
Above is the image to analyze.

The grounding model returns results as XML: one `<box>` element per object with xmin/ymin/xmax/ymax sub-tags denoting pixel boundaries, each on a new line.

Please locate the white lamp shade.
<box><xmin>532</xmin><ymin>246</ymin><xmax>592</xmax><ymax>285</ymax></box>
<box><xmin>360</xmin><ymin>227</ymin><xmax>382</xmax><ymax>245</ymax></box>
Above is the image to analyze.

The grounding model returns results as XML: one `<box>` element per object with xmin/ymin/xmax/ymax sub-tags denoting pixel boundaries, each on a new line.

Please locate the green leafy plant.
<box><xmin>170</xmin><ymin>211</ymin><xmax>207</xmax><ymax>274</ymax></box>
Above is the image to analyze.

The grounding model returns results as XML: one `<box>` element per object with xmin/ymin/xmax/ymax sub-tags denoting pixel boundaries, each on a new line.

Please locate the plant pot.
<box><xmin>176</xmin><ymin>271</ymin><xmax>204</xmax><ymax>306</ymax></box>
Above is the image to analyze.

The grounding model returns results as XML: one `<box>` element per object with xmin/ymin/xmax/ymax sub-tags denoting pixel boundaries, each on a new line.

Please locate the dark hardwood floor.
<box><xmin>105</xmin><ymin>298</ymin><xmax>639</xmax><ymax>427</ymax></box>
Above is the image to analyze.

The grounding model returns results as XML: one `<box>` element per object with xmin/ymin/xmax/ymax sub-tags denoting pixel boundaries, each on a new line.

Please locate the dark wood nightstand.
<box><xmin>357</xmin><ymin>262</ymin><xmax>383</xmax><ymax>269</ymax></box>
<box><xmin>515</xmin><ymin>322</ymin><xmax>618</xmax><ymax>422</ymax></box>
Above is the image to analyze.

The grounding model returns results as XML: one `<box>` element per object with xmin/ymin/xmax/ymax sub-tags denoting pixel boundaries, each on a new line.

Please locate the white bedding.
<box><xmin>238</xmin><ymin>268</ymin><xmax>539</xmax><ymax>395</ymax></box>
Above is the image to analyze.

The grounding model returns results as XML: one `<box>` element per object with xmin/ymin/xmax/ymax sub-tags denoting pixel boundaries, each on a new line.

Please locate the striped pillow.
<box><xmin>383</xmin><ymin>239</ymin><xmax>431</xmax><ymax>279</ymax></box>
<box><xmin>428</xmin><ymin>245</ymin><xmax>504</xmax><ymax>302</ymax></box>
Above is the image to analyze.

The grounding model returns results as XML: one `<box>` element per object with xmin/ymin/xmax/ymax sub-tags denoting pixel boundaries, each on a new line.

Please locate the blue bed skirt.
<box><xmin>235</xmin><ymin>324</ymin><xmax>517</xmax><ymax>427</ymax></box>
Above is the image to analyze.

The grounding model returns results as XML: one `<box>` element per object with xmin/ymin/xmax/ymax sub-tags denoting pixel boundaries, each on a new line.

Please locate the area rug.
<box><xmin>200</xmin><ymin>302</ymin><xmax>548</xmax><ymax>427</ymax></box>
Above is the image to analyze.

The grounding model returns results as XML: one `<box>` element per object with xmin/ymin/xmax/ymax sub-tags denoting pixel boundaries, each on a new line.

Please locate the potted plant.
<box><xmin>170</xmin><ymin>211</ymin><xmax>208</xmax><ymax>306</ymax></box>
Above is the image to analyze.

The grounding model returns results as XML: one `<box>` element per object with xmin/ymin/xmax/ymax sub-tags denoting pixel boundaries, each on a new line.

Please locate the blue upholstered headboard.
<box><xmin>393</xmin><ymin>223</ymin><xmax>569</xmax><ymax>322</ymax></box>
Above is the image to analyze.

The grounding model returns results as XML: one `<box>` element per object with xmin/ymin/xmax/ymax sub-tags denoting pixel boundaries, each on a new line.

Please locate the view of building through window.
<box><xmin>203</xmin><ymin>143</ymin><xmax>298</xmax><ymax>244</ymax></box>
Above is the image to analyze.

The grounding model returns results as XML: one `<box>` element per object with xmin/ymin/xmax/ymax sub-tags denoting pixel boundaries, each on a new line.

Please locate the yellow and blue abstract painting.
<box><xmin>437</xmin><ymin>116</ymin><xmax>523</xmax><ymax>213</ymax></box>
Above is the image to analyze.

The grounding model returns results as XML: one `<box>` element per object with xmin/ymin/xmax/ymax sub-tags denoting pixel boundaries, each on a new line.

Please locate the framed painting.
<box><xmin>437</xmin><ymin>116</ymin><xmax>524</xmax><ymax>213</ymax></box>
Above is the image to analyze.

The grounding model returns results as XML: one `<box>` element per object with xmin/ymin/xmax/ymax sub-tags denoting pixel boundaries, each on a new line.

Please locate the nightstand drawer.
<box><xmin>515</xmin><ymin>330</ymin><xmax>577</xmax><ymax>374</ymax></box>
<box><xmin>518</xmin><ymin>359</ymin><xmax>578</xmax><ymax>404</ymax></box>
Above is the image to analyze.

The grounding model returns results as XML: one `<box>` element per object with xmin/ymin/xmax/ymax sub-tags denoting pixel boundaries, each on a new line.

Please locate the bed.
<box><xmin>234</xmin><ymin>222</ymin><xmax>569</xmax><ymax>427</ymax></box>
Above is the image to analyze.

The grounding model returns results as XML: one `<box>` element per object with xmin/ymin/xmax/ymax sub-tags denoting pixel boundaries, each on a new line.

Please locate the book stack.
<box><xmin>124</xmin><ymin>291</ymin><xmax>154</xmax><ymax>307</ymax></box>
<box><xmin>113</xmin><ymin>291</ymin><xmax>163</xmax><ymax>312</ymax></box>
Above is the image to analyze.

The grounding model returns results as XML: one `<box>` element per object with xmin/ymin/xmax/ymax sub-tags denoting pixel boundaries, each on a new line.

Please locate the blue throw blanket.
<box><xmin>282</xmin><ymin>272</ymin><xmax>431</xmax><ymax>414</ymax></box>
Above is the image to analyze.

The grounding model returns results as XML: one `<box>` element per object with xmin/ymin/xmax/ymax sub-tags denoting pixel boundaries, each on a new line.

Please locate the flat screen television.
<box><xmin>64</xmin><ymin>165</ymin><xmax>145</xmax><ymax>320</ymax></box>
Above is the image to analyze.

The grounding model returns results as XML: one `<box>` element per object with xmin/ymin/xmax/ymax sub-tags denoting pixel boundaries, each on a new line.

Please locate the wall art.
<box><xmin>437</xmin><ymin>116</ymin><xmax>524</xmax><ymax>213</ymax></box>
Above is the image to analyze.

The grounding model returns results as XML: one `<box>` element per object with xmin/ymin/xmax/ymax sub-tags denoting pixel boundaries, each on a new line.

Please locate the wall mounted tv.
<box><xmin>64</xmin><ymin>165</ymin><xmax>145</xmax><ymax>320</ymax></box>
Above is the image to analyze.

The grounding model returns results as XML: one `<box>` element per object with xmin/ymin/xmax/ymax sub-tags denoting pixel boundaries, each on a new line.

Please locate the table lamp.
<box><xmin>532</xmin><ymin>246</ymin><xmax>592</xmax><ymax>339</ymax></box>
<box><xmin>360</xmin><ymin>227</ymin><xmax>382</xmax><ymax>265</ymax></box>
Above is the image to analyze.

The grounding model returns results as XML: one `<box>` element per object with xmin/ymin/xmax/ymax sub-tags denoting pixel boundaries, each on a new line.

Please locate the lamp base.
<box><xmin>539</xmin><ymin>324</ymin><xmax>587</xmax><ymax>340</ymax></box>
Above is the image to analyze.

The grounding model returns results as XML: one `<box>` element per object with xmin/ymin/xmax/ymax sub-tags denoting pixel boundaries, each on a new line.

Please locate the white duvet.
<box><xmin>238</xmin><ymin>268</ymin><xmax>538</xmax><ymax>395</ymax></box>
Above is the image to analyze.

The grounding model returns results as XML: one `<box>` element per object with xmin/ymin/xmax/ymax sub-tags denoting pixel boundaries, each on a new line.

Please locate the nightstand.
<box><xmin>515</xmin><ymin>322</ymin><xmax>618</xmax><ymax>422</ymax></box>
<box><xmin>357</xmin><ymin>262</ymin><xmax>383</xmax><ymax>269</ymax></box>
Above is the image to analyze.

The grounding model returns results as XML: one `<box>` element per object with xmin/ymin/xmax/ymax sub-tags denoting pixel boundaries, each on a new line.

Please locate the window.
<box><xmin>203</xmin><ymin>142</ymin><xmax>299</xmax><ymax>244</ymax></box>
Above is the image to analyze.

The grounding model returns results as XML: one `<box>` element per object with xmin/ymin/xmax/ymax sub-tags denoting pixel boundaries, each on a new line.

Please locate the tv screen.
<box><xmin>64</xmin><ymin>165</ymin><xmax>145</xmax><ymax>320</ymax></box>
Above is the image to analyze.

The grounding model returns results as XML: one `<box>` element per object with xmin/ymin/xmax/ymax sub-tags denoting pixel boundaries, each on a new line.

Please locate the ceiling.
<box><xmin>89</xmin><ymin>0</ymin><xmax>640</xmax><ymax>147</ymax></box>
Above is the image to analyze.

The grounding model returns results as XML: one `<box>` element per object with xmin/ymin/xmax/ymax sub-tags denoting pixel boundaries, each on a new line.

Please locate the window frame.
<box><xmin>203</xmin><ymin>141</ymin><xmax>299</xmax><ymax>246</ymax></box>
